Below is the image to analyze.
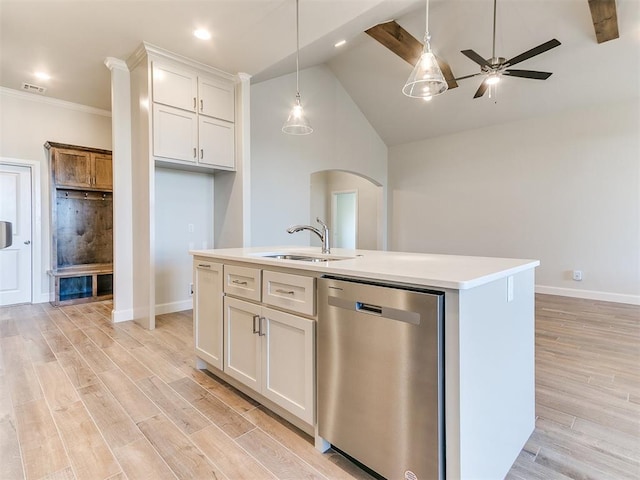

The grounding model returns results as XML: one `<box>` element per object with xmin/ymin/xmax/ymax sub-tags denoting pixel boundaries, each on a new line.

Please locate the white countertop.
<box><xmin>190</xmin><ymin>246</ymin><xmax>539</xmax><ymax>290</ymax></box>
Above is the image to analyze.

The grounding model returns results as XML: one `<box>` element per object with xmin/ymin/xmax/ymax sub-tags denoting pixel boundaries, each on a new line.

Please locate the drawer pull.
<box><xmin>252</xmin><ymin>315</ymin><xmax>260</xmax><ymax>334</ymax></box>
<box><xmin>198</xmin><ymin>264</ymin><xmax>211</xmax><ymax>268</ymax></box>
<box><xmin>258</xmin><ymin>316</ymin><xmax>265</xmax><ymax>337</ymax></box>
<box><xmin>275</xmin><ymin>289</ymin><xmax>295</xmax><ymax>295</ymax></box>
<box><xmin>232</xmin><ymin>279</ymin><xmax>248</xmax><ymax>286</ymax></box>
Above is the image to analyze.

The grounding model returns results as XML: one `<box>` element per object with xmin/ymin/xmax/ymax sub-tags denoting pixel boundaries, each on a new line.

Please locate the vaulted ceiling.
<box><xmin>1</xmin><ymin>0</ymin><xmax>638</xmax><ymax>146</ymax></box>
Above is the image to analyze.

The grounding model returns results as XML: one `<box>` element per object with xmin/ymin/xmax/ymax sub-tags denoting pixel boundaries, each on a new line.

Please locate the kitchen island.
<box><xmin>190</xmin><ymin>246</ymin><xmax>539</xmax><ymax>480</ymax></box>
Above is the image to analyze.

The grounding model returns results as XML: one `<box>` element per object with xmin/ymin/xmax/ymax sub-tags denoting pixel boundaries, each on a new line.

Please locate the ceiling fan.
<box><xmin>456</xmin><ymin>0</ymin><xmax>561</xmax><ymax>98</ymax></box>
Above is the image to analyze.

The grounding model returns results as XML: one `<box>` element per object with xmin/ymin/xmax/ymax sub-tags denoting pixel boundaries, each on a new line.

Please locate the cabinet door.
<box><xmin>152</xmin><ymin>62</ymin><xmax>197</xmax><ymax>112</ymax></box>
<box><xmin>53</xmin><ymin>149</ymin><xmax>91</xmax><ymax>188</ymax></box>
<box><xmin>92</xmin><ymin>153</ymin><xmax>112</xmax><ymax>191</ymax></box>
<box><xmin>262</xmin><ymin>307</ymin><xmax>315</xmax><ymax>425</ymax></box>
<box><xmin>198</xmin><ymin>75</ymin><xmax>234</xmax><ymax>122</ymax></box>
<box><xmin>194</xmin><ymin>261</ymin><xmax>223</xmax><ymax>370</ymax></box>
<box><xmin>153</xmin><ymin>104</ymin><xmax>198</xmax><ymax>163</ymax></box>
<box><xmin>199</xmin><ymin>117</ymin><xmax>234</xmax><ymax>170</ymax></box>
<box><xmin>224</xmin><ymin>297</ymin><xmax>261</xmax><ymax>391</ymax></box>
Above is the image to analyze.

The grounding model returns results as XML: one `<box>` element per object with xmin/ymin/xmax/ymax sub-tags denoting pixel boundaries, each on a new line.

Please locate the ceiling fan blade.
<box><xmin>461</xmin><ymin>49</ymin><xmax>491</xmax><ymax>68</ymax></box>
<box><xmin>505</xmin><ymin>39</ymin><xmax>561</xmax><ymax>67</ymax></box>
<box><xmin>504</xmin><ymin>69</ymin><xmax>553</xmax><ymax>80</ymax></box>
<box><xmin>454</xmin><ymin>73</ymin><xmax>482</xmax><ymax>81</ymax></box>
<box><xmin>474</xmin><ymin>81</ymin><xmax>489</xmax><ymax>99</ymax></box>
<box><xmin>436</xmin><ymin>56</ymin><xmax>459</xmax><ymax>89</ymax></box>
<box><xmin>365</xmin><ymin>20</ymin><xmax>458</xmax><ymax>89</ymax></box>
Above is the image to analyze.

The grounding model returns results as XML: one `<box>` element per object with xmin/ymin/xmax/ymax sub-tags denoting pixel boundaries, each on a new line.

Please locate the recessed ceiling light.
<box><xmin>334</xmin><ymin>40</ymin><xmax>347</xmax><ymax>48</ymax></box>
<box><xmin>35</xmin><ymin>71</ymin><xmax>51</xmax><ymax>80</ymax></box>
<box><xmin>194</xmin><ymin>29</ymin><xmax>211</xmax><ymax>40</ymax></box>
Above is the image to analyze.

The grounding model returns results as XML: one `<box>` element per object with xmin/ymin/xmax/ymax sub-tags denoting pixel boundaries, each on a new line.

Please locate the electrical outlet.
<box><xmin>189</xmin><ymin>283</ymin><xmax>194</xmax><ymax>296</ymax></box>
<box><xmin>572</xmin><ymin>270</ymin><xmax>583</xmax><ymax>281</ymax></box>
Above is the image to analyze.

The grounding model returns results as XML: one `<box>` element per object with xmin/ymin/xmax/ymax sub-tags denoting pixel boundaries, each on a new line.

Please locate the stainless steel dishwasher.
<box><xmin>318</xmin><ymin>276</ymin><xmax>444</xmax><ymax>480</ymax></box>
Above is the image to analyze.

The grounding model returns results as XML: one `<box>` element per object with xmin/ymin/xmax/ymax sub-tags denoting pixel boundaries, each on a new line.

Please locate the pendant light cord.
<box><xmin>492</xmin><ymin>0</ymin><xmax>497</xmax><ymax>59</ymax></box>
<box><xmin>424</xmin><ymin>0</ymin><xmax>431</xmax><ymax>44</ymax></box>
<box><xmin>296</xmin><ymin>0</ymin><xmax>300</xmax><ymax>96</ymax></box>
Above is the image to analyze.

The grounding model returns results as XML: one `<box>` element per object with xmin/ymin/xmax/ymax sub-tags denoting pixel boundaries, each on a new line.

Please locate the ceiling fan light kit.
<box><xmin>402</xmin><ymin>0</ymin><xmax>448</xmax><ymax>99</ymax></box>
<box><xmin>283</xmin><ymin>0</ymin><xmax>313</xmax><ymax>135</ymax></box>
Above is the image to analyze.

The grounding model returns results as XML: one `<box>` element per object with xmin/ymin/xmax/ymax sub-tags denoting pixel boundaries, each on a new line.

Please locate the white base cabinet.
<box><xmin>193</xmin><ymin>260</ymin><xmax>223</xmax><ymax>370</ymax></box>
<box><xmin>224</xmin><ymin>296</ymin><xmax>315</xmax><ymax>425</ymax></box>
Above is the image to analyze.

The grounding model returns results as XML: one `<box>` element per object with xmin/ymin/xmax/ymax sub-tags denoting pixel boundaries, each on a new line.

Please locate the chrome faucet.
<box><xmin>287</xmin><ymin>217</ymin><xmax>331</xmax><ymax>254</ymax></box>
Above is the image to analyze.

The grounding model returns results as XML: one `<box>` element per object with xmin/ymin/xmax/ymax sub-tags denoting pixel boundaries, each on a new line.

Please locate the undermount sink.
<box><xmin>255</xmin><ymin>253</ymin><xmax>354</xmax><ymax>262</ymax></box>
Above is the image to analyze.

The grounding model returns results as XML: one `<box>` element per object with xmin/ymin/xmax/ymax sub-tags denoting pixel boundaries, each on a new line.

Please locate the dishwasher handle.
<box><xmin>356</xmin><ymin>302</ymin><xmax>382</xmax><ymax>315</ymax></box>
<box><xmin>327</xmin><ymin>295</ymin><xmax>421</xmax><ymax>325</ymax></box>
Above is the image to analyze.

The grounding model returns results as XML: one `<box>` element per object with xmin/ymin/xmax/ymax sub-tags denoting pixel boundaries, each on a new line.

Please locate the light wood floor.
<box><xmin>0</xmin><ymin>294</ymin><xmax>638</xmax><ymax>480</ymax></box>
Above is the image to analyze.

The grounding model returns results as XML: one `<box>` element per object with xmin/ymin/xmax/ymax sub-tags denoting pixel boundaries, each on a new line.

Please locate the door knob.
<box><xmin>24</xmin><ymin>240</ymin><xmax>31</xmax><ymax>245</ymax></box>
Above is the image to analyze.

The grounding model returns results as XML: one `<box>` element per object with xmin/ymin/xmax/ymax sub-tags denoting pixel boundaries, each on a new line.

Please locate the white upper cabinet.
<box><xmin>199</xmin><ymin>116</ymin><xmax>234</xmax><ymax>169</ymax></box>
<box><xmin>153</xmin><ymin>104</ymin><xmax>197</xmax><ymax>163</ymax></box>
<box><xmin>150</xmin><ymin>60</ymin><xmax>235</xmax><ymax>171</ymax></box>
<box><xmin>199</xmin><ymin>75</ymin><xmax>234</xmax><ymax>122</ymax></box>
<box><xmin>152</xmin><ymin>62</ymin><xmax>198</xmax><ymax>112</ymax></box>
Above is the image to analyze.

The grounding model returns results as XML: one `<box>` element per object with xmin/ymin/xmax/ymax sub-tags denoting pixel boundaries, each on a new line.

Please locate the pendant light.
<box><xmin>282</xmin><ymin>0</ymin><xmax>313</xmax><ymax>135</ymax></box>
<box><xmin>402</xmin><ymin>0</ymin><xmax>448</xmax><ymax>98</ymax></box>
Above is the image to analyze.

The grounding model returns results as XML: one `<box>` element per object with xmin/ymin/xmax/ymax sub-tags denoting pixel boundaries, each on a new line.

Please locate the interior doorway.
<box><xmin>0</xmin><ymin>163</ymin><xmax>32</xmax><ymax>305</ymax></box>
<box><xmin>331</xmin><ymin>190</ymin><xmax>357</xmax><ymax>249</ymax></box>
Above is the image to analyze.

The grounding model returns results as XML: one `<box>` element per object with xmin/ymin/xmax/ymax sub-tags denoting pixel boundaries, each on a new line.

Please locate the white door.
<box><xmin>0</xmin><ymin>164</ymin><xmax>32</xmax><ymax>305</ymax></box>
<box><xmin>331</xmin><ymin>190</ymin><xmax>357</xmax><ymax>249</ymax></box>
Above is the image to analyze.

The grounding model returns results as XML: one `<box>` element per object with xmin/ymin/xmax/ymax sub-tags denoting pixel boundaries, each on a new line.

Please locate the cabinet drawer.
<box><xmin>262</xmin><ymin>271</ymin><xmax>316</xmax><ymax>316</ymax></box>
<box><xmin>224</xmin><ymin>265</ymin><xmax>261</xmax><ymax>301</ymax></box>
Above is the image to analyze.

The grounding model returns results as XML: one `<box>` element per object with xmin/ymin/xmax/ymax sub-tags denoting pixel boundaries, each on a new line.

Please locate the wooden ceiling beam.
<box><xmin>365</xmin><ymin>20</ymin><xmax>458</xmax><ymax>90</ymax></box>
<box><xmin>588</xmin><ymin>0</ymin><xmax>619</xmax><ymax>43</ymax></box>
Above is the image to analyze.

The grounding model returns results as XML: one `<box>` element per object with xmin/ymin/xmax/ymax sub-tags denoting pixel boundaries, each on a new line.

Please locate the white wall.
<box><xmin>250</xmin><ymin>65</ymin><xmax>387</xmax><ymax>248</ymax></box>
<box><xmin>389</xmin><ymin>100</ymin><xmax>640</xmax><ymax>303</ymax></box>
<box><xmin>0</xmin><ymin>88</ymin><xmax>112</xmax><ymax>302</ymax></box>
<box><xmin>155</xmin><ymin>167</ymin><xmax>214</xmax><ymax>313</ymax></box>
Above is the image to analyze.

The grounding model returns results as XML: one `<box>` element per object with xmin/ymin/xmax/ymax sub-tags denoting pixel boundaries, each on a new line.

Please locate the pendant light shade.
<box><xmin>283</xmin><ymin>93</ymin><xmax>312</xmax><ymax>135</ymax></box>
<box><xmin>283</xmin><ymin>0</ymin><xmax>312</xmax><ymax>135</ymax></box>
<box><xmin>402</xmin><ymin>0</ymin><xmax>448</xmax><ymax>99</ymax></box>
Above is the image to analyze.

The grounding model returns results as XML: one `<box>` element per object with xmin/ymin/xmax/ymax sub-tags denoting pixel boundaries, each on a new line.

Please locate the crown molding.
<box><xmin>0</xmin><ymin>87</ymin><xmax>111</xmax><ymax>117</ymax></box>
<box><xmin>104</xmin><ymin>57</ymin><xmax>129</xmax><ymax>72</ymax></box>
<box><xmin>126</xmin><ymin>41</ymin><xmax>236</xmax><ymax>81</ymax></box>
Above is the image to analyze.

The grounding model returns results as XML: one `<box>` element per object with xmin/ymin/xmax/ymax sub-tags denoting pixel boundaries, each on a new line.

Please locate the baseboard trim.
<box><xmin>155</xmin><ymin>299</ymin><xmax>193</xmax><ymax>315</ymax></box>
<box><xmin>34</xmin><ymin>293</ymin><xmax>50</xmax><ymax>304</ymax></box>
<box><xmin>112</xmin><ymin>308</ymin><xmax>134</xmax><ymax>323</ymax></box>
<box><xmin>535</xmin><ymin>285</ymin><xmax>640</xmax><ymax>306</ymax></box>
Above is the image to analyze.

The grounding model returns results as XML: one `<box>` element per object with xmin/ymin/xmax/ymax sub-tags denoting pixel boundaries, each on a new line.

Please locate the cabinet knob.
<box><xmin>24</xmin><ymin>240</ymin><xmax>31</xmax><ymax>245</ymax></box>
